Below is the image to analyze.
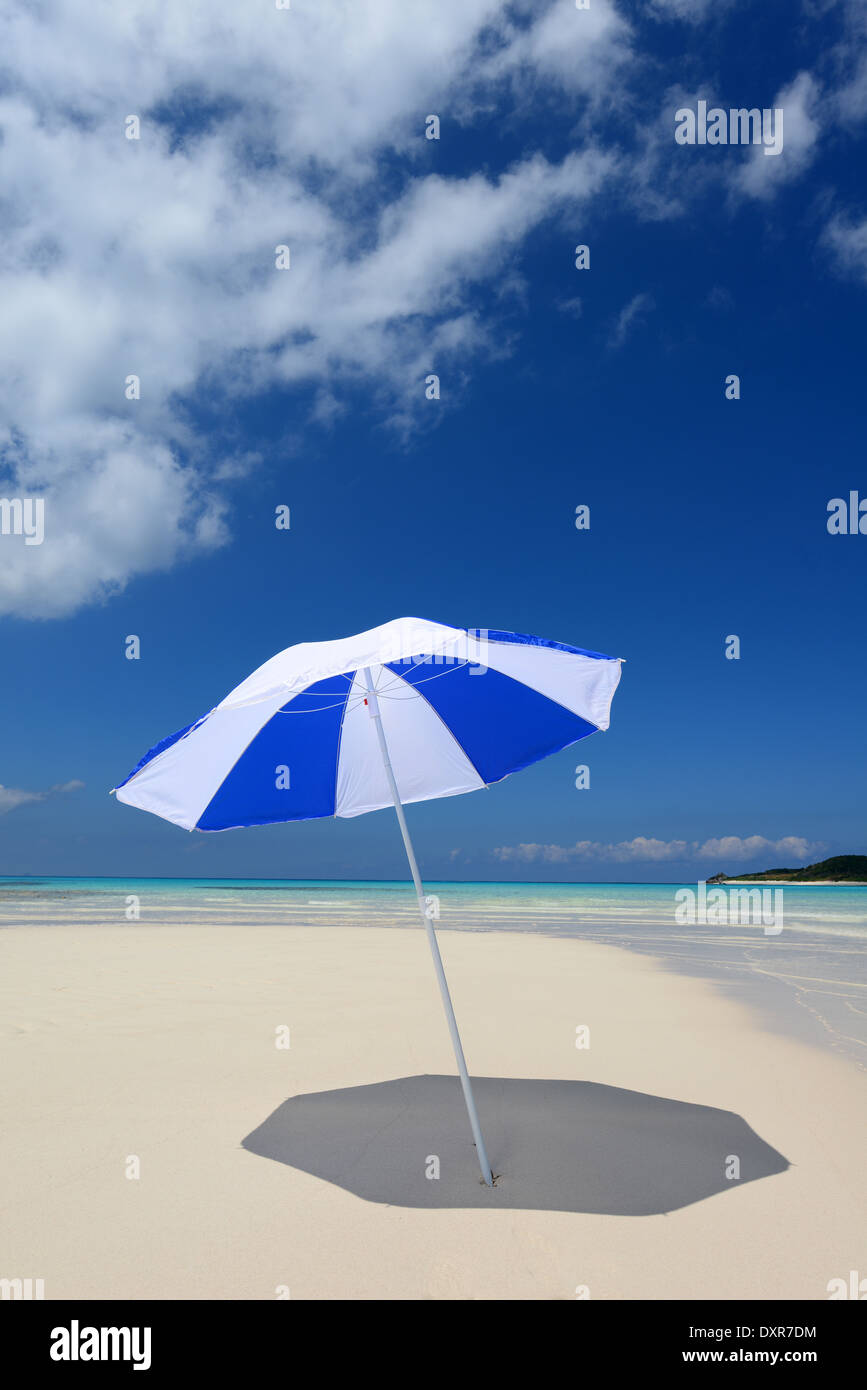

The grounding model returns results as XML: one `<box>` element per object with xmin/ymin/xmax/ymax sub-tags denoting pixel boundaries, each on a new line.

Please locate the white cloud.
<box><xmin>837</xmin><ymin>56</ymin><xmax>867</xmax><ymax>123</ymax></box>
<box><xmin>494</xmin><ymin>837</ymin><xmax>689</xmax><ymax>863</ymax></box>
<box><xmin>557</xmin><ymin>296</ymin><xmax>584</xmax><ymax>317</ymax></box>
<box><xmin>828</xmin><ymin>0</ymin><xmax>867</xmax><ymax>125</ymax></box>
<box><xmin>607</xmin><ymin>292</ymin><xmax>655</xmax><ymax>349</ymax></box>
<box><xmin>733</xmin><ymin>73</ymin><xmax>820</xmax><ymax>199</ymax></box>
<box><xmin>705</xmin><ymin>284</ymin><xmax>734</xmax><ymax>311</ymax></box>
<box><xmin>696</xmin><ymin>836</ymin><xmax>821</xmax><ymax>863</ymax></box>
<box><xmin>0</xmin><ymin>419</ymin><xmax>228</xmax><ymax>618</ymax></box>
<box><xmin>0</xmin><ymin>0</ymin><xmax>618</xmax><ymax>619</ymax></box>
<box><xmin>649</xmin><ymin>0</ymin><xmax>734</xmax><ymax>19</ymax></box>
<box><xmin>493</xmin><ymin>835</ymin><xmax>824</xmax><ymax>864</ymax></box>
<box><xmin>629</xmin><ymin>72</ymin><xmax>823</xmax><ymax>217</ymax></box>
<box><xmin>0</xmin><ymin>779</ymin><xmax>84</xmax><ymax>815</ymax></box>
<box><xmin>823</xmin><ymin>212</ymin><xmax>867</xmax><ymax>282</ymax></box>
<box><xmin>0</xmin><ymin>0</ymin><xmax>859</xmax><ymax>619</ymax></box>
<box><xmin>479</xmin><ymin>0</ymin><xmax>632</xmax><ymax>100</ymax></box>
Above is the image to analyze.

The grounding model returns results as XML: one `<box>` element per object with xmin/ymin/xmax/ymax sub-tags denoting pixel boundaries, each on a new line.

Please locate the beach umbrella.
<box><xmin>113</xmin><ymin>617</ymin><xmax>623</xmax><ymax>1186</ymax></box>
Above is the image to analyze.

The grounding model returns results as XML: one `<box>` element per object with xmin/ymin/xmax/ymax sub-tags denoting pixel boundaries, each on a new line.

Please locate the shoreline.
<box><xmin>3</xmin><ymin>879</ymin><xmax>865</xmax><ymax>1070</ymax></box>
<box><xmin>715</xmin><ymin>878</ymin><xmax>867</xmax><ymax>886</ymax></box>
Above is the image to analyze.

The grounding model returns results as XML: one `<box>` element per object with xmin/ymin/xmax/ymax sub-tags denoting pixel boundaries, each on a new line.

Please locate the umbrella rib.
<box><xmin>273</xmin><ymin>697</ymin><xmax>365</xmax><ymax>714</ymax></box>
<box><xmin>372</xmin><ymin>658</ymin><xmax>473</xmax><ymax>698</ymax></box>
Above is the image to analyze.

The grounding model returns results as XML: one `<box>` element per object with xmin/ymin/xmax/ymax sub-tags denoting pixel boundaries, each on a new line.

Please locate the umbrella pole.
<box><xmin>362</xmin><ymin>669</ymin><xmax>494</xmax><ymax>1187</ymax></box>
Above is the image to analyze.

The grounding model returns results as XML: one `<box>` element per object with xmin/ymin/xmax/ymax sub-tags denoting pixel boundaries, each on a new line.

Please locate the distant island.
<box><xmin>707</xmin><ymin>854</ymin><xmax>867</xmax><ymax>885</ymax></box>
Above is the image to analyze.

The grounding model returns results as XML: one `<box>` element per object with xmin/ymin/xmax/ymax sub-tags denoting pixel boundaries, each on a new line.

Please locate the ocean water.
<box><xmin>2</xmin><ymin>877</ymin><xmax>865</xmax><ymax>1069</ymax></box>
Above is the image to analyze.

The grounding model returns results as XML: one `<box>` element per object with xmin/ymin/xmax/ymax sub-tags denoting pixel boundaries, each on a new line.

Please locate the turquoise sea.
<box><xmin>0</xmin><ymin>874</ymin><xmax>864</xmax><ymax>932</ymax></box>
<box><xmin>2</xmin><ymin>877</ymin><xmax>865</xmax><ymax>1067</ymax></box>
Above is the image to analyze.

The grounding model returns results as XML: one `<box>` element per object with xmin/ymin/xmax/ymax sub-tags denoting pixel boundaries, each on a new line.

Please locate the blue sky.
<box><xmin>1</xmin><ymin>0</ymin><xmax>865</xmax><ymax>881</ymax></box>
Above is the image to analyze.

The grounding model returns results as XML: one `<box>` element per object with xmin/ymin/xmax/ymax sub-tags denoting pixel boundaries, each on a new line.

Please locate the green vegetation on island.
<box><xmin>707</xmin><ymin>855</ymin><xmax>867</xmax><ymax>885</ymax></box>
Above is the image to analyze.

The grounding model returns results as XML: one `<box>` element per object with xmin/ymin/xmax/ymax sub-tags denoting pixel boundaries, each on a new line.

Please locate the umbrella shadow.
<box><xmin>241</xmin><ymin>1074</ymin><xmax>789</xmax><ymax>1213</ymax></box>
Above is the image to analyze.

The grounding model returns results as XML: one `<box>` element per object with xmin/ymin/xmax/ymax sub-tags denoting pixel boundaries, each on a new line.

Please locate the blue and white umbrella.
<box><xmin>114</xmin><ymin>617</ymin><xmax>623</xmax><ymax>1185</ymax></box>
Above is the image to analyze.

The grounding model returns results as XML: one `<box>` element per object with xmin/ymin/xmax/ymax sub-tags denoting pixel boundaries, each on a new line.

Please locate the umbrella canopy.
<box><xmin>113</xmin><ymin>617</ymin><xmax>622</xmax><ymax>831</ymax></box>
<box><xmin>113</xmin><ymin>617</ymin><xmax>623</xmax><ymax>1188</ymax></box>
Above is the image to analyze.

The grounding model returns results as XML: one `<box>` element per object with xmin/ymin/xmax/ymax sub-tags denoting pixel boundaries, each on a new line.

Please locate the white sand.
<box><xmin>722</xmin><ymin>879</ymin><xmax>867</xmax><ymax>886</ymax></box>
<box><xmin>1</xmin><ymin>923</ymin><xmax>863</xmax><ymax>1300</ymax></box>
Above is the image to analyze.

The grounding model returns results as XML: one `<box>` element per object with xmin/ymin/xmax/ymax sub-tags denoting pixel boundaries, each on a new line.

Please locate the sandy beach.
<box><xmin>722</xmin><ymin>880</ymin><xmax>867</xmax><ymax>886</ymax></box>
<box><xmin>1</xmin><ymin>919</ymin><xmax>863</xmax><ymax>1301</ymax></box>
